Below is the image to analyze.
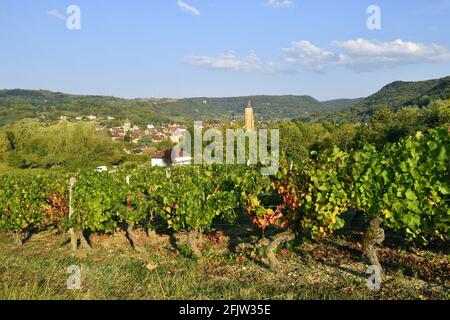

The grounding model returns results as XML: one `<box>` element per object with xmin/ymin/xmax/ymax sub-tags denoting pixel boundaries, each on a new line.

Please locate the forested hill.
<box><xmin>0</xmin><ymin>89</ymin><xmax>168</xmax><ymax>127</ymax></box>
<box><xmin>158</xmin><ymin>95</ymin><xmax>360</xmax><ymax>121</ymax></box>
<box><xmin>350</xmin><ymin>76</ymin><xmax>450</xmax><ymax>116</ymax></box>
<box><xmin>1</xmin><ymin>76</ymin><xmax>448</xmax><ymax>126</ymax></box>
<box><xmin>321</xmin><ymin>98</ymin><xmax>365</xmax><ymax>109</ymax></box>
<box><xmin>305</xmin><ymin>76</ymin><xmax>450</xmax><ymax>123</ymax></box>
<box><xmin>0</xmin><ymin>90</ymin><xmax>359</xmax><ymax>126</ymax></box>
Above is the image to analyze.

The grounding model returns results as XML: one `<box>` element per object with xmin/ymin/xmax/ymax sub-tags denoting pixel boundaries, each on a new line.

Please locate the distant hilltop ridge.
<box><xmin>351</xmin><ymin>76</ymin><xmax>450</xmax><ymax>115</ymax></box>
<box><xmin>0</xmin><ymin>75</ymin><xmax>448</xmax><ymax>126</ymax></box>
<box><xmin>0</xmin><ymin>90</ymin><xmax>363</xmax><ymax>126</ymax></box>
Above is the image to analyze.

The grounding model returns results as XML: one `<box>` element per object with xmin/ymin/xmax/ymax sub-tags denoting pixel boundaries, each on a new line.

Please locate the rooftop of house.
<box><xmin>152</xmin><ymin>148</ymin><xmax>191</xmax><ymax>160</ymax></box>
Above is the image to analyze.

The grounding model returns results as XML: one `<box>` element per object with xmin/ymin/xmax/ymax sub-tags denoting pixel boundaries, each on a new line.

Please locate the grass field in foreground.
<box><xmin>0</xmin><ymin>224</ymin><xmax>448</xmax><ymax>300</ymax></box>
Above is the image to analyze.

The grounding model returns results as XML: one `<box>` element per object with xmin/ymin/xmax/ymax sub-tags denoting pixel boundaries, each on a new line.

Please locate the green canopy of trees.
<box><xmin>0</xmin><ymin>120</ymin><xmax>125</xmax><ymax>170</ymax></box>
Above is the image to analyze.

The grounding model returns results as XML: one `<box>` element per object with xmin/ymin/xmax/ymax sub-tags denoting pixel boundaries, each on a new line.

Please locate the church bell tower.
<box><xmin>245</xmin><ymin>100</ymin><xmax>255</xmax><ymax>131</ymax></box>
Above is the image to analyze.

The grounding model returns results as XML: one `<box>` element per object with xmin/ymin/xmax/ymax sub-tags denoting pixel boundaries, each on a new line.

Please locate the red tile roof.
<box><xmin>152</xmin><ymin>148</ymin><xmax>191</xmax><ymax>159</ymax></box>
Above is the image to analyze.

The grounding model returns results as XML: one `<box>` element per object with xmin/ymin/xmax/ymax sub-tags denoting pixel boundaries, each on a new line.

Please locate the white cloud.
<box><xmin>47</xmin><ymin>9</ymin><xmax>66</xmax><ymax>20</ymax></box>
<box><xmin>282</xmin><ymin>41</ymin><xmax>336</xmax><ymax>72</ymax></box>
<box><xmin>333</xmin><ymin>38</ymin><xmax>450</xmax><ymax>72</ymax></box>
<box><xmin>267</xmin><ymin>0</ymin><xmax>295</xmax><ymax>8</ymax></box>
<box><xmin>184</xmin><ymin>39</ymin><xmax>450</xmax><ymax>74</ymax></box>
<box><xmin>177</xmin><ymin>1</ymin><xmax>200</xmax><ymax>16</ymax></box>
<box><xmin>184</xmin><ymin>51</ymin><xmax>265</xmax><ymax>72</ymax></box>
<box><xmin>281</xmin><ymin>39</ymin><xmax>450</xmax><ymax>73</ymax></box>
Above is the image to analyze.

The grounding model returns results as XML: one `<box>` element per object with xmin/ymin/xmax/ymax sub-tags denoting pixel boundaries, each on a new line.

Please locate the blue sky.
<box><xmin>0</xmin><ymin>0</ymin><xmax>449</xmax><ymax>100</ymax></box>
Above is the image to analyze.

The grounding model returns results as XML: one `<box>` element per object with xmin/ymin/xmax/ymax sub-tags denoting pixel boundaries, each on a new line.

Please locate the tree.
<box><xmin>154</xmin><ymin>138</ymin><xmax>173</xmax><ymax>151</ymax></box>
<box><xmin>124</xmin><ymin>130</ymin><xmax>132</xmax><ymax>143</ymax></box>
<box><xmin>0</xmin><ymin>121</ymin><xmax>125</xmax><ymax>170</ymax></box>
<box><xmin>278</xmin><ymin>121</ymin><xmax>309</xmax><ymax>164</ymax></box>
<box><xmin>0</xmin><ymin>132</ymin><xmax>8</xmax><ymax>161</ymax></box>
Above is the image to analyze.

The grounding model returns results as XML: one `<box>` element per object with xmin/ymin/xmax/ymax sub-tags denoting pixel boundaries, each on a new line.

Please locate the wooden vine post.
<box><xmin>68</xmin><ymin>177</ymin><xmax>78</xmax><ymax>251</ymax></box>
<box><xmin>12</xmin><ymin>231</ymin><xmax>23</xmax><ymax>246</ymax></box>
<box><xmin>187</xmin><ymin>230</ymin><xmax>203</xmax><ymax>259</ymax></box>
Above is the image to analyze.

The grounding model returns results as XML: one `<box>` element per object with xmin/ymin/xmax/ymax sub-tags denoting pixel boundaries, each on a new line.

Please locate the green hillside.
<box><xmin>159</xmin><ymin>95</ymin><xmax>344</xmax><ymax>121</ymax></box>
<box><xmin>321</xmin><ymin>98</ymin><xmax>365</xmax><ymax>110</ymax></box>
<box><xmin>2</xmin><ymin>76</ymin><xmax>448</xmax><ymax>126</ymax></box>
<box><xmin>0</xmin><ymin>91</ymin><xmax>352</xmax><ymax>126</ymax></box>
<box><xmin>351</xmin><ymin>76</ymin><xmax>450</xmax><ymax>116</ymax></box>
<box><xmin>306</xmin><ymin>76</ymin><xmax>450</xmax><ymax>123</ymax></box>
<box><xmin>0</xmin><ymin>89</ymin><xmax>169</xmax><ymax>127</ymax></box>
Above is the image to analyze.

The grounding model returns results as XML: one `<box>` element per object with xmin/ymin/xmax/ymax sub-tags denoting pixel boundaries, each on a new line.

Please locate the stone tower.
<box><xmin>123</xmin><ymin>119</ymin><xmax>132</xmax><ymax>132</ymax></box>
<box><xmin>245</xmin><ymin>100</ymin><xmax>255</xmax><ymax>131</ymax></box>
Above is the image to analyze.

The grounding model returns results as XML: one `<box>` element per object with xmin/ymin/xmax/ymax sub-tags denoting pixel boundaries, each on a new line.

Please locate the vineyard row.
<box><xmin>0</xmin><ymin>128</ymin><xmax>448</xmax><ymax>257</ymax></box>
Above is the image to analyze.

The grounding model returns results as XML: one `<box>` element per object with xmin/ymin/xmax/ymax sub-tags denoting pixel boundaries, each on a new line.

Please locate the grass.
<box><xmin>0</xmin><ymin>227</ymin><xmax>448</xmax><ymax>300</ymax></box>
<box><xmin>0</xmin><ymin>162</ymin><xmax>65</xmax><ymax>175</ymax></box>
